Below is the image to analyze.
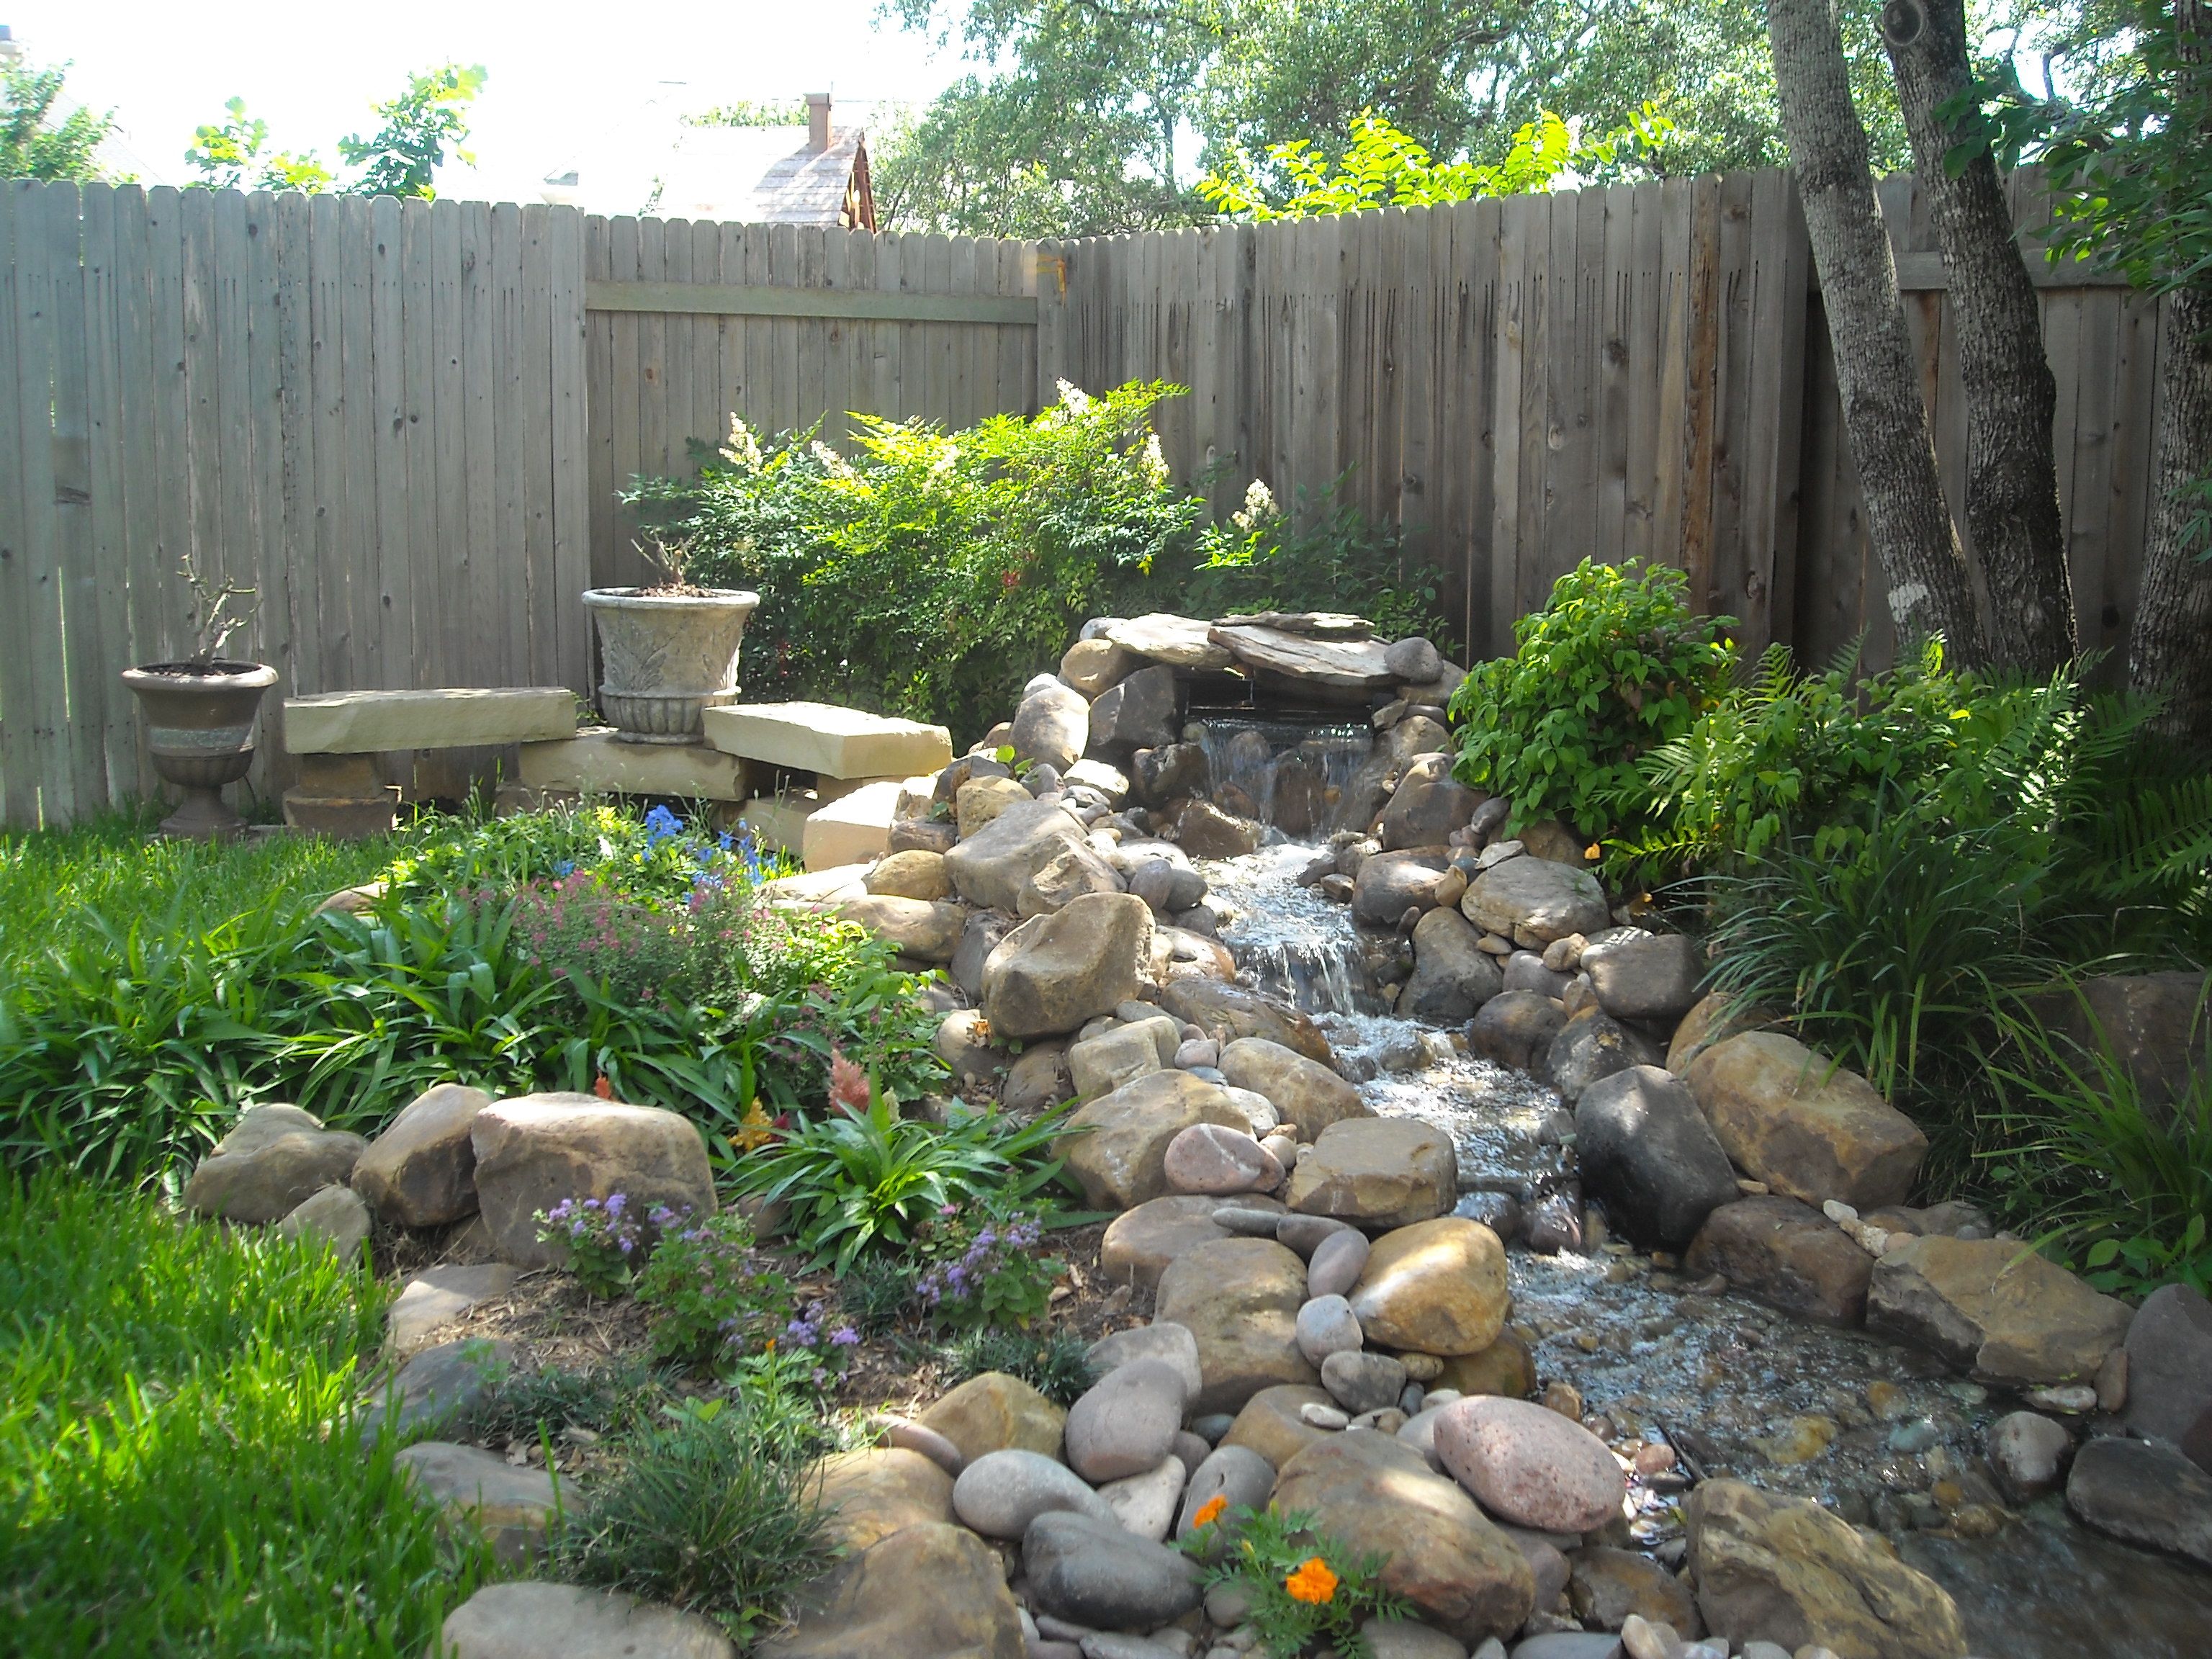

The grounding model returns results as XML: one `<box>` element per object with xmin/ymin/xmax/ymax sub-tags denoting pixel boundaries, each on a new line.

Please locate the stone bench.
<box><xmin>701</xmin><ymin>702</ymin><xmax>952</xmax><ymax>864</ymax></box>
<box><xmin>284</xmin><ymin>688</ymin><xmax>578</xmax><ymax>836</ymax></box>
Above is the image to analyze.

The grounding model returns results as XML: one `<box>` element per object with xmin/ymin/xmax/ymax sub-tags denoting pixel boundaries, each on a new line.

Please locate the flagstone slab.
<box><xmin>285</xmin><ymin>688</ymin><xmax>577</xmax><ymax>754</ymax></box>
<box><xmin>703</xmin><ymin>701</ymin><xmax>951</xmax><ymax>780</ymax></box>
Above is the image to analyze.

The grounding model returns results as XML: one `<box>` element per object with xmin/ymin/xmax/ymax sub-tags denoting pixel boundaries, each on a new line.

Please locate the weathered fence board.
<box><xmin>0</xmin><ymin>171</ymin><xmax>2170</xmax><ymax>826</ymax></box>
<box><xmin>0</xmin><ymin>181</ymin><xmax>590</xmax><ymax>826</ymax></box>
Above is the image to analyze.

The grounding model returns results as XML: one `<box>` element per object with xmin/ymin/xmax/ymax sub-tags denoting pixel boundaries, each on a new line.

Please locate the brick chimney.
<box><xmin>806</xmin><ymin>93</ymin><xmax>831</xmax><ymax>153</ymax></box>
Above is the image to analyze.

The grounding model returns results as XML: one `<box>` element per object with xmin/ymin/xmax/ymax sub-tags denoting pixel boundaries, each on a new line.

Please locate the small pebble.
<box><xmin>1887</xmin><ymin>1418</ymin><xmax>1941</xmax><ymax>1455</ymax></box>
<box><xmin>1299</xmin><ymin>1402</ymin><xmax>1349</xmax><ymax>1430</ymax></box>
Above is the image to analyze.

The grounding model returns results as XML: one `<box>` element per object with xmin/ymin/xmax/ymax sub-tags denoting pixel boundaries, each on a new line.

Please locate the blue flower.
<box><xmin>644</xmin><ymin>804</ymin><xmax>683</xmax><ymax>846</ymax></box>
<box><xmin>718</xmin><ymin>831</ymin><xmax>734</xmax><ymax>852</ymax></box>
<box><xmin>554</xmin><ymin>859</ymin><xmax>576</xmax><ymax>876</ymax></box>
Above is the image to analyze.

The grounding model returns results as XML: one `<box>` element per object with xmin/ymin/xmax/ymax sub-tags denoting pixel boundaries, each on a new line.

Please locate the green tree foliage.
<box><xmin>1199</xmin><ymin>107</ymin><xmax>1676</xmax><ymax>218</ymax></box>
<box><xmin>1</xmin><ymin>55</ymin><xmax>117</xmax><ymax>181</ymax></box>
<box><xmin>184</xmin><ymin>96</ymin><xmax>333</xmax><ymax>192</ymax></box>
<box><xmin>336</xmin><ymin>61</ymin><xmax>487</xmax><ymax>199</ymax></box>
<box><xmin>876</xmin><ymin>0</ymin><xmax>1933</xmax><ymax>235</ymax></box>
<box><xmin>684</xmin><ymin>98</ymin><xmax>809</xmax><ymax>127</ymax></box>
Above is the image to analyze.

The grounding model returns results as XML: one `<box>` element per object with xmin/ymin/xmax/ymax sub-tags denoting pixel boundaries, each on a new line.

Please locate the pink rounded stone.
<box><xmin>1163</xmin><ymin>1122</ymin><xmax>1282</xmax><ymax>1196</ymax></box>
<box><xmin>1431</xmin><ymin>1395</ymin><xmax>1625</xmax><ymax>1533</ymax></box>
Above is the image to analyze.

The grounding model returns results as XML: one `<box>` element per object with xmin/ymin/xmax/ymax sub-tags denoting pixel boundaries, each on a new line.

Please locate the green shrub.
<box><xmin>634</xmin><ymin>1208</ymin><xmax>796</xmax><ymax>1367</ymax></box>
<box><xmin>0</xmin><ymin>1173</ymin><xmax>486</xmax><ymax>1653</ymax></box>
<box><xmin>1981</xmin><ymin>994</ymin><xmax>2212</xmax><ymax>1299</ymax></box>
<box><xmin>911</xmin><ymin>1199</ymin><xmax>1066</xmax><ymax>1331</ymax></box>
<box><xmin>733</xmin><ymin>1086</ymin><xmax>1074</xmax><ymax>1273</ymax></box>
<box><xmin>626</xmin><ymin>381</ymin><xmax>1454</xmax><ymax>740</ymax></box>
<box><xmin>1449</xmin><ymin>559</ymin><xmax>1735</xmax><ymax>837</ymax></box>
<box><xmin>0</xmin><ymin>804</ymin><xmax>948</xmax><ymax>1184</ymax></box>
<box><xmin>939</xmin><ymin>1324</ymin><xmax>1097</xmax><ymax>1405</ymax></box>
<box><xmin>555</xmin><ymin>1392</ymin><xmax>834</xmax><ymax>1644</ymax></box>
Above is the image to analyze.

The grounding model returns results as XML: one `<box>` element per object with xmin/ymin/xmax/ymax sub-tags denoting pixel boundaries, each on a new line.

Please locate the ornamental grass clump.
<box><xmin>1179</xmin><ymin>1501</ymin><xmax>1411</xmax><ymax>1659</ymax></box>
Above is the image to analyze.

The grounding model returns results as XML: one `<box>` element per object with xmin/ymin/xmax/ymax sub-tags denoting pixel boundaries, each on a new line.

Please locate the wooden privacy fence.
<box><xmin>0</xmin><ymin>170</ymin><xmax>2170</xmax><ymax>827</ymax></box>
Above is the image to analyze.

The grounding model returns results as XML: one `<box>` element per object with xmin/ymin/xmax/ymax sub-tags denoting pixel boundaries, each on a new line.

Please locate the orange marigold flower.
<box><xmin>1284</xmin><ymin>1557</ymin><xmax>1338</xmax><ymax>1605</ymax></box>
<box><xmin>1191</xmin><ymin>1494</ymin><xmax>1228</xmax><ymax>1528</ymax></box>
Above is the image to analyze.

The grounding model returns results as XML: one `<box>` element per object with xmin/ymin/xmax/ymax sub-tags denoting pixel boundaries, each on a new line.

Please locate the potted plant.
<box><xmin>119</xmin><ymin>554</ymin><xmax>277</xmax><ymax>839</ymax></box>
<box><xmin>583</xmin><ymin>534</ymin><xmax>759</xmax><ymax>744</ymax></box>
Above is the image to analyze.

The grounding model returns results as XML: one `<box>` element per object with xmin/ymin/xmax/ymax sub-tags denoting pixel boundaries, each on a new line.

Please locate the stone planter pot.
<box><xmin>119</xmin><ymin>660</ymin><xmax>279</xmax><ymax>838</ymax></box>
<box><xmin>582</xmin><ymin>588</ymin><xmax>760</xmax><ymax>743</ymax></box>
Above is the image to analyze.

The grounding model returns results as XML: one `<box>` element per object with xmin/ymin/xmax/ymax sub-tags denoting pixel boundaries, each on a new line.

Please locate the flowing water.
<box><xmin>1197</xmin><ymin>837</ymin><xmax>2210</xmax><ymax>1658</ymax></box>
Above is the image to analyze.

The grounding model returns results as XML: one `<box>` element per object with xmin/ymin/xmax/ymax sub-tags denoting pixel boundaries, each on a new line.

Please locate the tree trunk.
<box><xmin>2128</xmin><ymin>274</ymin><xmax>2212</xmax><ymax>757</ymax></box>
<box><xmin>1765</xmin><ymin>0</ymin><xmax>1985</xmax><ymax>663</ymax></box>
<box><xmin>1879</xmin><ymin>0</ymin><xmax>2076</xmax><ymax>671</ymax></box>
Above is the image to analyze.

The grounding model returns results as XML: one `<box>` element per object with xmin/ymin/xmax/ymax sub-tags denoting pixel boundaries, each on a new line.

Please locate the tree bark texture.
<box><xmin>1764</xmin><ymin>0</ymin><xmax>1985</xmax><ymax>664</ymax></box>
<box><xmin>2128</xmin><ymin>273</ymin><xmax>2212</xmax><ymax>759</ymax></box>
<box><xmin>1880</xmin><ymin>0</ymin><xmax>2077</xmax><ymax>672</ymax></box>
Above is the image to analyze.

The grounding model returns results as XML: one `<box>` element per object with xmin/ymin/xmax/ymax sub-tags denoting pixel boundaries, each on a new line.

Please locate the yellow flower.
<box><xmin>735</xmin><ymin>1097</ymin><xmax>774</xmax><ymax>1153</ymax></box>
<box><xmin>1191</xmin><ymin>1494</ymin><xmax>1228</xmax><ymax>1528</ymax></box>
<box><xmin>1284</xmin><ymin>1556</ymin><xmax>1338</xmax><ymax>1605</ymax></box>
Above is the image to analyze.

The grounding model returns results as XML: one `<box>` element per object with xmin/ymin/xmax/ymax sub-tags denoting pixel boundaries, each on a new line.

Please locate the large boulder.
<box><xmin>1287</xmin><ymin>1118</ymin><xmax>1458</xmax><ymax>1230</ymax></box>
<box><xmin>1349</xmin><ymin>1216</ymin><xmax>1509</xmax><ymax>1355</ymax></box>
<box><xmin>1053</xmin><ymin>1069</ymin><xmax>1251</xmax><ymax>1210</ymax></box>
<box><xmin>1161</xmin><ymin>979</ymin><xmax>1334</xmax><ymax>1064</ymax></box>
<box><xmin>919</xmin><ymin>1372</ymin><xmax>1067</xmax><ymax>1465</ymax></box>
<box><xmin>1108</xmin><ymin>613</ymin><xmax>1236</xmax><ymax>671</ymax></box>
<box><xmin>275</xmin><ymin>1184</ymin><xmax>371</xmax><ymax>1256</ymax></box>
<box><xmin>815</xmin><ymin>1447</ymin><xmax>956</xmax><ymax>1552</ymax></box>
<box><xmin>1585</xmin><ymin>932</ymin><xmax>1707</xmax><ymax>1025</ymax></box>
<box><xmin>1867</xmin><ymin>1234</ymin><xmax>2133</xmax><ymax>1385</ymax></box>
<box><xmin>469</xmin><ymin>1095</ymin><xmax>716</xmax><ymax>1268</ymax></box>
<box><xmin>1022</xmin><ymin>1511</ymin><xmax>1204</xmax><ymax>1630</ymax></box>
<box><xmin>956</xmin><ymin>776</ymin><xmax>1032</xmax><ymax>840</ymax></box>
<box><xmin>1546</xmin><ymin>1007</ymin><xmax>1663</xmax><ymax>1104</ymax></box>
<box><xmin>944</xmin><ymin>798</ymin><xmax>1089</xmax><ymax>912</ymax></box>
<box><xmin>865</xmin><ymin>848</ymin><xmax>951</xmax><ymax>901</ymax></box>
<box><xmin>1064</xmin><ymin>1357</ymin><xmax>1188</xmax><ymax>1483</ymax></box>
<box><xmin>2064</xmin><ymin>1436</ymin><xmax>2212</xmax><ymax>1570</ymax></box>
<box><xmin>1470</xmin><ymin>990</ymin><xmax>1568</xmax><ymax>1073</ymax></box>
<box><xmin>2123</xmin><ymin>1282</ymin><xmax>2212</xmax><ymax>1470</ymax></box>
<box><xmin>1088</xmin><ymin>663</ymin><xmax>1180</xmax><ymax>755</ymax></box>
<box><xmin>2041</xmin><ymin>969</ymin><xmax>2208</xmax><ymax>1127</ymax></box>
<box><xmin>1011</xmin><ymin>679</ymin><xmax>1092</xmax><ymax>771</ymax></box>
<box><xmin>351</xmin><ymin>1083</ymin><xmax>491</xmax><ymax>1227</ymax></box>
<box><xmin>1061</xmin><ymin>636</ymin><xmax>1136</xmax><ymax>698</ymax></box>
<box><xmin>1401</xmin><ymin>908</ymin><xmax>1506</xmax><ymax>1024</ymax></box>
<box><xmin>1272</xmin><ymin>1430</ymin><xmax>1535</xmax><ymax>1646</ymax></box>
<box><xmin>1573</xmin><ymin>1066</ymin><xmax>1740</xmax><ymax>1250</ymax></box>
<box><xmin>1154</xmin><ymin>1236</ymin><xmax>1317</xmax><ymax>1415</ymax></box>
<box><xmin>394</xmin><ymin>1442</ymin><xmax>559</xmax><ymax>1567</ymax></box>
<box><xmin>1016</xmin><ymin>844</ymin><xmax>1124</xmax><ymax>920</ymax></box>
<box><xmin>952</xmin><ymin>1448</ymin><xmax>1114</xmax><ymax>1537</ymax></box>
<box><xmin>1684</xmin><ymin>1479</ymin><xmax>1968</xmax><ymax>1659</ymax></box>
<box><xmin>1432</xmin><ymin>1395</ymin><xmax>1624</xmax><ymax>1533</ymax></box>
<box><xmin>1100</xmin><ymin>1193</ymin><xmax>1284</xmax><ymax>1291</ymax></box>
<box><xmin>1684</xmin><ymin>1197</ymin><xmax>1872</xmax><ymax>1327</ymax></box>
<box><xmin>1378</xmin><ymin>756</ymin><xmax>1483</xmax><ymax>852</ymax></box>
<box><xmin>1665</xmin><ymin>989</ymin><xmax>1770</xmax><ymax>1074</ymax></box>
<box><xmin>763</xmin><ymin>1521</ymin><xmax>1025</xmax><ymax>1659</ymax></box>
<box><xmin>1353</xmin><ymin>850</ymin><xmax>1451</xmax><ymax>927</ymax></box>
<box><xmin>1219</xmin><ymin>1037</ymin><xmax>1368</xmax><ymax>1138</ymax></box>
<box><xmin>835</xmin><ymin>895</ymin><xmax>965</xmax><ymax>961</ymax></box>
<box><xmin>440</xmin><ymin>1583</ymin><xmax>733</xmax><ymax>1659</ymax></box>
<box><xmin>181</xmin><ymin>1105</ymin><xmax>367</xmax><ymax>1225</ymax></box>
<box><xmin>980</xmin><ymin>891</ymin><xmax>1154</xmax><ymax>1040</ymax></box>
<box><xmin>1132</xmin><ymin>740</ymin><xmax>1211</xmax><ymax>805</ymax></box>
<box><xmin>1175</xmin><ymin>799</ymin><xmax>1262</xmax><ymax>859</ymax></box>
<box><xmin>1686</xmin><ymin>1033</ymin><xmax>1928</xmax><ymax>1210</ymax></box>
<box><xmin>1462</xmin><ymin>858</ymin><xmax>1609</xmax><ymax>947</ymax></box>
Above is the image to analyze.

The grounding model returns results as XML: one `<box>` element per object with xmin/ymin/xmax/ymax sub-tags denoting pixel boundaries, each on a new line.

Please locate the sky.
<box><xmin>8</xmin><ymin>0</ymin><xmax>971</xmax><ymax>207</ymax></box>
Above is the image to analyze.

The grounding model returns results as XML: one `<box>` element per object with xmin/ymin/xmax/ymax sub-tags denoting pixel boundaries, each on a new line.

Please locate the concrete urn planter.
<box><xmin>581</xmin><ymin>588</ymin><xmax>760</xmax><ymax>743</ymax></box>
<box><xmin>119</xmin><ymin>660</ymin><xmax>279</xmax><ymax>837</ymax></box>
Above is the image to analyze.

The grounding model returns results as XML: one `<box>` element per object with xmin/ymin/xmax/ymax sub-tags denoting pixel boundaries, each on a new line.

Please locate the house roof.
<box><xmin>544</xmin><ymin>123</ymin><xmax>871</xmax><ymax>225</ymax></box>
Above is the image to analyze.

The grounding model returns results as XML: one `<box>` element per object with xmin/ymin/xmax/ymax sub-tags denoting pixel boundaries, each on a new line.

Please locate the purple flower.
<box><xmin>830</xmin><ymin>1325</ymin><xmax>860</xmax><ymax>1347</ymax></box>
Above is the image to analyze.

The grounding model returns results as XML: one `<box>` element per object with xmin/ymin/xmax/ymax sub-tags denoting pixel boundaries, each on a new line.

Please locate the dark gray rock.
<box><xmin>1683</xmin><ymin>1196</ymin><xmax>1873</xmax><ymax>1327</ymax></box>
<box><xmin>2124</xmin><ymin>1282</ymin><xmax>2212</xmax><ymax>1470</ymax></box>
<box><xmin>1385</xmin><ymin>637</ymin><xmax>1444</xmax><ymax>683</ymax></box>
<box><xmin>1546</xmin><ymin>1007</ymin><xmax>1663</xmax><ymax>1104</ymax></box>
<box><xmin>1088</xmin><ymin>665</ymin><xmax>1180</xmax><ymax>756</ymax></box>
<box><xmin>1470</xmin><ymin>991</ymin><xmax>1567</xmax><ymax>1074</ymax></box>
<box><xmin>2065</xmin><ymin>1435</ymin><xmax>2212</xmax><ymax>1568</ymax></box>
<box><xmin>1503</xmin><ymin>950</ymin><xmax>1573</xmax><ymax>1000</ymax></box>
<box><xmin>363</xmin><ymin>1336</ymin><xmax>516</xmax><ymax>1443</ymax></box>
<box><xmin>1377</xmin><ymin>755</ymin><xmax>1483</xmax><ymax>852</ymax></box>
<box><xmin>1585</xmin><ymin>932</ymin><xmax>1708</xmax><ymax>1025</ymax></box>
<box><xmin>1987</xmin><ymin>1411</ymin><xmax>2074</xmax><ymax>1502</ymax></box>
<box><xmin>1022</xmin><ymin>1511</ymin><xmax>1203</xmax><ymax>1629</ymax></box>
<box><xmin>1321</xmin><ymin>1349</ymin><xmax>1408</xmax><ymax>1414</ymax></box>
<box><xmin>953</xmin><ymin>909</ymin><xmax>1018</xmax><ymax>1002</ymax></box>
<box><xmin>1454</xmin><ymin>1189</ymin><xmax>1523</xmax><ymax>1244</ymax></box>
<box><xmin>1175</xmin><ymin>1443</ymin><xmax>1275</xmax><ymax>1539</ymax></box>
<box><xmin>1353</xmin><ymin>850</ymin><xmax>1450</xmax><ymax>927</ymax></box>
<box><xmin>1573</xmin><ymin>1065</ymin><xmax>1741</xmax><ymax>1250</ymax></box>
<box><xmin>1132</xmin><ymin>743</ymin><xmax>1209</xmax><ymax>806</ymax></box>
<box><xmin>1402</xmin><ymin>908</ymin><xmax>1505</xmax><ymax>1024</ymax></box>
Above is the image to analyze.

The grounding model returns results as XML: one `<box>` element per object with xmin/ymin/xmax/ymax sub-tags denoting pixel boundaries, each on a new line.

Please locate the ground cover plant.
<box><xmin>624</xmin><ymin>379</ymin><xmax>1454</xmax><ymax>740</ymax></box>
<box><xmin>0</xmin><ymin>1171</ymin><xmax>488</xmax><ymax>1655</ymax></box>
<box><xmin>0</xmin><ymin>803</ymin><xmax>948</xmax><ymax>1185</ymax></box>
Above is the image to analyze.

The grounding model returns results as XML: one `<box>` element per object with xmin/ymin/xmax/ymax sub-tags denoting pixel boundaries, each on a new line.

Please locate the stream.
<box><xmin>1197</xmin><ymin>837</ymin><xmax>2209</xmax><ymax>1659</ymax></box>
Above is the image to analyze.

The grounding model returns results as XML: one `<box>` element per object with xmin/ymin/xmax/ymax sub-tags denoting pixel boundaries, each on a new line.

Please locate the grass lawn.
<box><xmin>0</xmin><ymin>1172</ymin><xmax>493</xmax><ymax>1655</ymax></box>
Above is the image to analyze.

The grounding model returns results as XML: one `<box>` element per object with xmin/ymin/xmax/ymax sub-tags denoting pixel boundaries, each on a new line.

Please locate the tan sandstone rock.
<box><xmin>1686</xmin><ymin>1033</ymin><xmax>1928</xmax><ymax>1210</ymax></box>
